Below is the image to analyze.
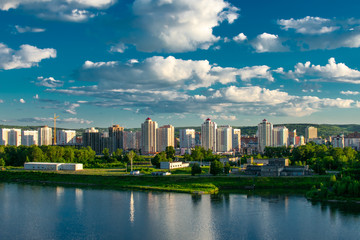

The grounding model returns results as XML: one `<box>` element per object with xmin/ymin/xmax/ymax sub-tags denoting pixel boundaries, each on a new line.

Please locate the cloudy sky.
<box><xmin>1</xmin><ymin>0</ymin><xmax>360</xmax><ymax>128</ymax></box>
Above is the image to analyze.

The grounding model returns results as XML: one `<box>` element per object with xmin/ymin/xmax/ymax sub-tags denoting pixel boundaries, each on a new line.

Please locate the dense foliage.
<box><xmin>191</xmin><ymin>163</ymin><xmax>202</xmax><ymax>176</ymax></box>
<box><xmin>0</xmin><ymin>145</ymin><xmax>146</xmax><ymax>168</ymax></box>
<box><xmin>183</xmin><ymin>146</ymin><xmax>220</xmax><ymax>162</ymax></box>
<box><xmin>210</xmin><ymin>160</ymin><xmax>223</xmax><ymax>176</ymax></box>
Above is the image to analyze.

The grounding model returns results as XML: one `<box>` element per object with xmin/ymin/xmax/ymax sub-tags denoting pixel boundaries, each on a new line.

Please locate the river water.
<box><xmin>0</xmin><ymin>183</ymin><xmax>359</xmax><ymax>240</ymax></box>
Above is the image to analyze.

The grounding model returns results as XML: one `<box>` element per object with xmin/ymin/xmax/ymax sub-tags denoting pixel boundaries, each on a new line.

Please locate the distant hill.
<box><xmin>1</xmin><ymin>124</ymin><xmax>359</xmax><ymax>138</ymax></box>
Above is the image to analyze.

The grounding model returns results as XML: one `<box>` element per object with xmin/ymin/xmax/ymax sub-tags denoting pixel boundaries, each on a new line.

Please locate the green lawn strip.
<box><xmin>0</xmin><ymin>170</ymin><xmax>328</xmax><ymax>194</ymax></box>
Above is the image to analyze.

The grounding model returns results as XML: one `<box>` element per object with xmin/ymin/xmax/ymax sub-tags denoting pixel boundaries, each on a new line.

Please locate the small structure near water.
<box><xmin>245</xmin><ymin>158</ymin><xmax>310</xmax><ymax>176</ymax></box>
<box><xmin>24</xmin><ymin>162</ymin><xmax>83</xmax><ymax>171</ymax></box>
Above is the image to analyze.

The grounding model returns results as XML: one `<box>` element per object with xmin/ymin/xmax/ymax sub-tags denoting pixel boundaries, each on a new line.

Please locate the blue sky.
<box><xmin>1</xmin><ymin>0</ymin><xmax>360</xmax><ymax>129</ymax></box>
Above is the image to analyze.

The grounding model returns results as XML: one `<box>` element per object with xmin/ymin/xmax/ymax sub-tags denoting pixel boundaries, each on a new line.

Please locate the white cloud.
<box><xmin>110</xmin><ymin>43</ymin><xmax>127</xmax><ymax>53</ymax></box>
<box><xmin>19</xmin><ymin>99</ymin><xmax>26</xmax><ymax>103</ymax></box>
<box><xmin>14</xmin><ymin>25</ymin><xmax>46</xmax><ymax>33</ymax></box>
<box><xmin>340</xmin><ymin>90</ymin><xmax>360</xmax><ymax>95</ymax></box>
<box><xmin>233</xmin><ymin>33</ymin><xmax>247</xmax><ymax>42</ymax></box>
<box><xmin>17</xmin><ymin>117</ymin><xmax>93</xmax><ymax>124</ymax></box>
<box><xmin>282</xmin><ymin>58</ymin><xmax>360</xmax><ymax>84</ymax></box>
<box><xmin>33</xmin><ymin>94</ymin><xmax>39</xmax><ymax>99</ymax></box>
<box><xmin>64</xmin><ymin>103</ymin><xmax>80</xmax><ymax>115</ymax></box>
<box><xmin>0</xmin><ymin>0</ymin><xmax>116</xmax><ymax>22</ymax></box>
<box><xmin>35</xmin><ymin>76</ymin><xmax>64</xmax><ymax>88</ymax></box>
<box><xmin>121</xmin><ymin>0</ymin><xmax>239</xmax><ymax>52</ymax></box>
<box><xmin>278</xmin><ymin>16</ymin><xmax>339</xmax><ymax>35</ymax></box>
<box><xmin>78</xmin><ymin>56</ymin><xmax>274</xmax><ymax>91</ymax></box>
<box><xmin>0</xmin><ymin>43</ymin><xmax>56</xmax><ymax>70</ymax></box>
<box><xmin>250</xmin><ymin>33</ymin><xmax>288</xmax><ymax>53</ymax></box>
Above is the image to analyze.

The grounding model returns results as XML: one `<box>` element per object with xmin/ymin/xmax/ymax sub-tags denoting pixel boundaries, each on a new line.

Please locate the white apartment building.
<box><xmin>0</xmin><ymin>128</ymin><xmax>22</xmax><ymax>146</ymax></box>
<box><xmin>216</xmin><ymin>125</ymin><xmax>232</xmax><ymax>152</ymax></box>
<box><xmin>273</xmin><ymin>126</ymin><xmax>289</xmax><ymax>147</ymax></box>
<box><xmin>179</xmin><ymin>129</ymin><xmax>195</xmax><ymax>149</ymax></box>
<box><xmin>22</xmin><ymin>130</ymin><xmax>38</xmax><ymax>146</ymax></box>
<box><xmin>141</xmin><ymin>118</ymin><xmax>158</xmax><ymax>154</ymax></box>
<box><xmin>38</xmin><ymin>126</ymin><xmax>52</xmax><ymax>146</ymax></box>
<box><xmin>156</xmin><ymin>125</ymin><xmax>174</xmax><ymax>152</ymax></box>
<box><xmin>201</xmin><ymin>118</ymin><xmax>217</xmax><ymax>152</ymax></box>
<box><xmin>258</xmin><ymin>119</ymin><xmax>273</xmax><ymax>153</ymax></box>
<box><xmin>232</xmin><ymin>129</ymin><xmax>241</xmax><ymax>151</ymax></box>
<box><xmin>57</xmin><ymin>130</ymin><xmax>76</xmax><ymax>145</ymax></box>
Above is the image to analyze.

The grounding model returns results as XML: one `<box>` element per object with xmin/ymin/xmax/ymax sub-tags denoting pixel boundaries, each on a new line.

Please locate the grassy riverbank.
<box><xmin>0</xmin><ymin>170</ymin><xmax>329</xmax><ymax>194</ymax></box>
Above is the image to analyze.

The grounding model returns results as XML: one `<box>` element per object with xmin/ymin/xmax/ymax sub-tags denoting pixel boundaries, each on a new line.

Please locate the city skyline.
<box><xmin>1</xmin><ymin>0</ymin><xmax>360</xmax><ymax>128</ymax></box>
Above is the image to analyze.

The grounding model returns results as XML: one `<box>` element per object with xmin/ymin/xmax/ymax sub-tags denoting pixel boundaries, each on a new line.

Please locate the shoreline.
<box><xmin>0</xmin><ymin>170</ymin><xmax>329</xmax><ymax>194</ymax></box>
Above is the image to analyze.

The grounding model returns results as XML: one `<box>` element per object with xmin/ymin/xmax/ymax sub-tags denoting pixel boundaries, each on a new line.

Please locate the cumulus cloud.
<box><xmin>0</xmin><ymin>43</ymin><xmax>56</xmax><ymax>70</ymax></box>
<box><xmin>278</xmin><ymin>16</ymin><xmax>339</xmax><ymax>35</ymax></box>
<box><xmin>233</xmin><ymin>33</ymin><xmax>247</xmax><ymax>42</ymax></box>
<box><xmin>119</xmin><ymin>0</ymin><xmax>239</xmax><ymax>52</ymax></box>
<box><xmin>340</xmin><ymin>90</ymin><xmax>360</xmax><ymax>95</ymax></box>
<box><xmin>250</xmin><ymin>33</ymin><xmax>288</xmax><ymax>53</ymax></box>
<box><xmin>0</xmin><ymin>0</ymin><xmax>116</xmax><ymax>22</ymax></box>
<box><xmin>14</xmin><ymin>25</ymin><xmax>46</xmax><ymax>33</ymax></box>
<box><xmin>276</xmin><ymin>16</ymin><xmax>360</xmax><ymax>51</ymax></box>
<box><xmin>35</xmin><ymin>77</ymin><xmax>64</xmax><ymax>88</ymax></box>
<box><xmin>19</xmin><ymin>99</ymin><xmax>26</xmax><ymax>103</ymax></box>
<box><xmin>281</xmin><ymin>58</ymin><xmax>360</xmax><ymax>84</ymax></box>
<box><xmin>78</xmin><ymin>56</ymin><xmax>274</xmax><ymax>91</ymax></box>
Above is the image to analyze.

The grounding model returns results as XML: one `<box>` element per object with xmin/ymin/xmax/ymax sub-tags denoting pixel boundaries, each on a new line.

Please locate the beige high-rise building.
<box><xmin>258</xmin><ymin>119</ymin><xmax>273</xmax><ymax>153</ymax></box>
<box><xmin>0</xmin><ymin>128</ymin><xmax>10</xmax><ymax>145</ymax></box>
<box><xmin>232</xmin><ymin>129</ymin><xmax>241</xmax><ymax>151</ymax></box>
<box><xmin>201</xmin><ymin>118</ymin><xmax>217</xmax><ymax>152</ymax></box>
<box><xmin>38</xmin><ymin>126</ymin><xmax>53</xmax><ymax>146</ymax></box>
<box><xmin>141</xmin><ymin>118</ymin><xmax>158</xmax><ymax>154</ymax></box>
<box><xmin>108</xmin><ymin>125</ymin><xmax>124</xmax><ymax>152</ymax></box>
<box><xmin>305</xmin><ymin>126</ymin><xmax>318</xmax><ymax>142</ymax></box>
<box><xmin>8</xmin><ymin>129</ymin><xmax>21</xmax><ymax>146</ymax></box>
<box><xmin>57</xmin><ymin>130</ymin><xmax>76</xmax><ymax>145</ymax></box>
<box><xmin>273</xmin><ymin>126</ymin><xmax>289</xmax><ymax>147</ymax></box>
<box><xmin>216</xmin><ymin>125</ymin><xmax>232</xmax><ymax>152</ymax></box>
<box><xmin>22</xmin><ymin>130</ymin><xmax>38</xmax><ymax>146</ymax></box>
<box><xmin>179</xmin><ymin>129</ymin><xmax>195</xmax><ymax>149</ymax></box>
<box><xmin>156</xmin><ymin>125</ymin><xmax>175</xmax><ymax>152</ymax></box>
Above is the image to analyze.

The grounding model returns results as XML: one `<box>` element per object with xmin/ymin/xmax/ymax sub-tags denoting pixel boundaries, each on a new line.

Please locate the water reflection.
<box><xmin>130</xmin><ymin>191</ymin><xmax>135</xmax><ymax>223</ymax></box>
<box><xmin>0</xmin><ymin>183</ymin><xmax>359</xmax><ymax>240</ymax></box>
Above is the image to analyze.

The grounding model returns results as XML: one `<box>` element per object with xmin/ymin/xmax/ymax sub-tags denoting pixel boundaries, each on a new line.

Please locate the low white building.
<box><xmin>24</xmin><ymin>162</ymin><xmax>83</xmax><ymax>171</ymax></box>
<box><xmin>160</xmin><ymin>162</ymin><xmax>190</xmax><ymax>169</ymax></box>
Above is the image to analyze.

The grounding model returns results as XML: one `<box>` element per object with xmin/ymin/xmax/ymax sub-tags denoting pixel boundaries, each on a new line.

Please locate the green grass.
<box><xmin>0</xmin><ymin>169</ymin><xmax>329</xmax><ymax>194</ymax></box>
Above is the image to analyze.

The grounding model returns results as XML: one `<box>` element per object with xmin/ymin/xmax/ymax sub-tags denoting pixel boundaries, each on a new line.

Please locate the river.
<box><xmin>0</xmin><ymin>183</ymin><xmax>359</xmax><ymax>240</ymax></box>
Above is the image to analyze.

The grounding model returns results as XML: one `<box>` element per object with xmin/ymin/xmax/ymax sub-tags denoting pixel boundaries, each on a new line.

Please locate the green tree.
<box><xmin>224</xmin><ymin>162</ymin><xmax>231</xmax><ymax>174</ymax></box>
<box><xmin>165</xmin><ymin>146</ymin><xmax>175</xmax><ymax>160</ymax></box>
<box><xmin>102</xmin><ymin>148</ymin><xmax>110</xmax><ymax>162</ymax></box>
<box><xmin>210</xmin><ymin>160</ymin><xmax>223</xmax><ymax>176</ymax></box>
<box><xmin>151</xmin><ymin>152</ymin><xmax>167</xmax><ymax>168</ymax></box>
<box><xmin>191</xmin><ymin>163</ymin><xmax>202</xmax><ymax>176</ymax></box>
<box><xmin>114</xmin><ymin>148</ymin><xmax>123</xmax><ymax>162</ymax></box>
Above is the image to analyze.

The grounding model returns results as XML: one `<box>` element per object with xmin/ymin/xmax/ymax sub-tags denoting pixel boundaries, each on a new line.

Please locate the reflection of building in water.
<box><xmin>56</xmin><ymin>186</ymin><xmax>65</xmax><ymax>205</ymax></box>
<box><xmin>75</xmin><ymin>188</ymin><xmax>83</xmax><ymax>211</ymax></box>
<box><xmin>130</xmin><ymin>191</ymin><xmax>135</xmax><ymax>223</ymax></box>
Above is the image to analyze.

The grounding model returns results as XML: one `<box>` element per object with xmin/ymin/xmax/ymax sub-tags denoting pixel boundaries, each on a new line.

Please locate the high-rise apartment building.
<box><xmin>83</xmin><ymin>127</ymin><xmax>101</xmax><ymax>154</ymax></box>
<box><xmin>305</xmin><ymin>126</ymin><xmax>318</xmax><ymax>142</ymax></box>
<box><xmin>123</xmin><ymin>131</ymin><xmax>140</xmax><ymax>150</ymax></box>
<box><xmin>141</xmin><ymin>118</ymin><xmax>158</xmax><ymax>154</ymax></box>
<box><xmin>201</xmin><ymin>118</ymin><xmax>217</xmax><ymax>152</ymax></box>
<box><xmin>57</xmin><ymin>130</ymin><xmax>76</xmax><ymax>145</ymax></box>
<box><xmin>179</xmin><ymin>129</ymin><xmax>195</xmax><ymax>149</ymax></box>
<box><xmin>232</xmin><ymin>129</ymin><xmax>241</xmax><ymax>151</ymax></box>
<box><xmin>108</xmin><ymin>125</ymin><xmax>124</xmax><ymax>152</ymax></box>
<box><xmin>8</xmin><ymin>129</ymin><xmax>21</xmax><ymax>146</ymax></box>
<box><xmin>156</xmin><ymin>125</ymin><xmax>175</xmax><ymax>152</ymax></box>
<box><xmin>22</xmin><ymin>130</ymin><xmax>38</xmax><ymax>146</ymax></box>
<box><xmin>288</xmin><ymin>129</ymin><xmax>297</xmax><ymax>146</ymax></box>
<box><xmin>273</xmin><ymin>126</ymin><xmax>289</xmax><ymax>147</ymax></box>
<box><xmin>258</xmin><ymin>119</ymin><xmax>273</xmax><ymax>153</ymax></box>
<box><xmin>0</xmin><ymin>128</ymin><xmax>10</xmax><ymax>145</ymax></box>
<box><xmin>216</xmin><ymin>125</ymin><xmax>232</xmax><ymax>152</ymax></box>
<box><xmin>38</xmin><ymin>126</ymin><xmax>52</xmax><ymax>146</ymax></box>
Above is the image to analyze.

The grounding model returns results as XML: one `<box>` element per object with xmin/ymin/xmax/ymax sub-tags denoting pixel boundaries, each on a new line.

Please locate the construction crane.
<box><xmin>53</xmin><ymin>113</ymin><xmax>59</xmax><ymax>145</ymax></box>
